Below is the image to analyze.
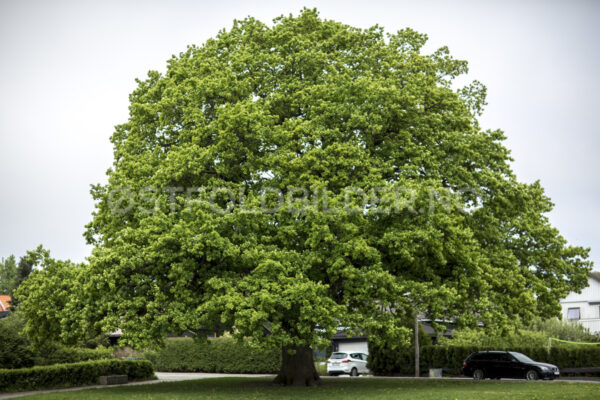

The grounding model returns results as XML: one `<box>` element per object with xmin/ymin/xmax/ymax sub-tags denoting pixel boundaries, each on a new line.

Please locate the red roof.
<box><xmin>0</xmin><ymin>295</ymin><xmax>11</xmax><ymax>311</ymax></box>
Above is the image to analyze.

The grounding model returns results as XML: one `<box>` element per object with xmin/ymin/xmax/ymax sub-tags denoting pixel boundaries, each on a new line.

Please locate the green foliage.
<box><xmin>0</xmin><ymin>359</ymin><xmax>154</xmax><ymax>392</ymax></box>
<box><xmin>526</xmin><ymin>317</ymin><xmax>600</xmax><ymax>343</ymax></box>
<box><xmin>0</xmin><ymin>312</ymin><xmax>113</xmax><ymax>369</ymax></box>
<box><xmin>314</xmin><ymin>362</ymin><xmax>328</xmax><ymax>376</ymax></box>
<box><xmin>369</xmin><ymin>344</ymin><xmax>600</xmax><ymax>376</ymax></box>
<box><xmin>437</xmin><ymin>327</ymin><xmax>548</xmax><ymax>348</ymax></box>
<box><xmin>14</xmin><ymin>248</ymin><xmax>101</xmax><ymax>346</ymax></box>
<box><xmin>437</xmin><ymin>318</ymin><xmax>600</xmax><ymax>348</ymax></box>
<box><xmin>0</xmin><ymin>255</ymin><xmax>17</xmax><ymax>294</ymax></box>
<box><xmin>417</xmin><ymin>323</ymin><xmax>433</xmax><ymax>348</ymax></box>
<box><xmin>25</xmin><ymin>8</ymin><xmax>588</xmax><ymax>365</ymax></box>
<box><xmin>146</xmin><ymin>337</ymin><xmax>280</xmax><ymax>373</ymax></box>
<box><xmin>0</xmin><ymin>313</ymin><xmax>34</xmax><ymax>369</ymax></box>
<box><xmin>9</xmin><ymin>246</ymin><xmax>46</xmax><ymax>307</ymax></box>
<box><xmin>32</xmin><ymin>343</ymin><xmax>114</xmax><ymax>366</ymax></box>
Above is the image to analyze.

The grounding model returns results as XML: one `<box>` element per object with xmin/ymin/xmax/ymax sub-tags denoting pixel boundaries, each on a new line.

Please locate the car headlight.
<box><xmin>539</xmin><ymin>366</ymin><xmax>549</xmax><ymax>371</ymax></box>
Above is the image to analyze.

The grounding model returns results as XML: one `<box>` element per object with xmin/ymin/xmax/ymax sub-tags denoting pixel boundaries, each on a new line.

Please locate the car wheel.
<box><xmin>350</xmin><ymin>367</ymin><xmax>359</xmax><ymax>377</ymax></box>
<box><xmin>473</xmin><ymin>369</ymin><xmax>485</xmax><ymax>380</ymax></box>
<box><xmin>526</xmin><ymin>370</ymin><xmax>539</xmax><ymax>381</ymax></box>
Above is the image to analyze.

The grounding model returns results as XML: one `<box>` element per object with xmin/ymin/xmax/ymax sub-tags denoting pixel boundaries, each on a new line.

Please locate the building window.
<box><xmin>567</xmin><ymin>307</ymin><xmax>581</xmax><ymax>321</ymax></box>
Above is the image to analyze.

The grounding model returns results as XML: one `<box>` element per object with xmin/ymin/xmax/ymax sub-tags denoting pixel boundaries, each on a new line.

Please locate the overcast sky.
<box><xmin>0</xmin><ymin>0</ymin><xmax>598</xmax><ymax>272</ymax></box>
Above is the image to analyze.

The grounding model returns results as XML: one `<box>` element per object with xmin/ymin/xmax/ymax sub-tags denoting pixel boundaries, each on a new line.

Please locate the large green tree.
<box><xmin>82</xmin><ymin>9</ymin><xmax>591</xmax><ymax>385</ymax></box>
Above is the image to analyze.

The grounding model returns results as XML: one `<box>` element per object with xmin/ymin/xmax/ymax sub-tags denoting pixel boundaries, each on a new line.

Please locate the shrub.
<box><xmin>150</xmin><ymin>337</ymin><xmax>280</xmax><ymax>373</ymax></box>
<box><xmin>527</xmin><ymin>317</ymin><xmax>600</xmax><ymax>342</ymax></box>
<box><xmin>436</xmin><ymin>327</ymin><xmax>549</xmax><ymax>348</ymax></box>
<box><xmin>436</xmin><ymin>319</ymin><xmax>600</xmax><ymax>349</ymax></box>
<box><xmin>368</xmin><ymin>343</ymin><xmax>600</xmax><ymax>376</ymax></box>
<box><xmin>0</xmin><ymin>359</ymin><xmax>154</xmax><ymax>392</ymax></box>
<box><xmin>32</xmin><ymin>343</ymin><xmax>114</xmax><ymax>366</ymax></box>
<box><xmin>0</xmin><ymin>314</ymin><xmax>34</xmax><ymax>369</ymax></box>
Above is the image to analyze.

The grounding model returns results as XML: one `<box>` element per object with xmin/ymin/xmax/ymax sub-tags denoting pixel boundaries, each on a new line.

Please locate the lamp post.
<box><xmin>414</xmin><ymin>310</ymin><xmax>419</xmax><ymax>377</ymax></box>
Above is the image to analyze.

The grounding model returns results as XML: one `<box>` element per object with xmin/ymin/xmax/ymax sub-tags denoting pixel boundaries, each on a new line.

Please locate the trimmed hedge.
<box><xmin>146</xmin><ymin>337</ymin><xmax>280</xmax><ymax>373</ymax></box>
<box><xmin>33</xmin><ymin>344</ymin><xmax>114</xmax><ymax>366</ymax></box>
<box><xmin>0</xmin><ymin>359</ymin><xmax>154</xmax><ymax>392</ymax></box>
<box><xmin>368</xmin><ymin>343</ymin><xmax>600</xmax><ymax>376</ymax></box>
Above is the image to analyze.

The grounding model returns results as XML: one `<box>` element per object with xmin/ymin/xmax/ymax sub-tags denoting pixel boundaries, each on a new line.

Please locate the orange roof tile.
<box><xmin>0</xmin><ymin>295</ymin><xmax>11</xmax><ymax>311</ymax></box>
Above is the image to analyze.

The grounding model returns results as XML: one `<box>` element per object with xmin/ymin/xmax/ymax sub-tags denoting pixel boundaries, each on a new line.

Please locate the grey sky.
<box><xmin>0</xmin><ymin>0</ymin><xmax>598</xmax><ymax>271</ymax></box>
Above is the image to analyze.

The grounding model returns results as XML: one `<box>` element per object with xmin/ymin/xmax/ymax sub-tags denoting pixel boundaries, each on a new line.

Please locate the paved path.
<box><xmin>155</xmin><ymin>372</ymin><xmax>275</xmax><ymax>382</ymax></box>
<box><xmin>0</xmin><ymin>372</ymin><xmax>598</xmax><ymax>399</ymax></box>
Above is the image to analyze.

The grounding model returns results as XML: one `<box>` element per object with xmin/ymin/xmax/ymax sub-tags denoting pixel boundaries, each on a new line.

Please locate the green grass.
<box><xmin>17</xmin><ymin>378</ymin><xmax>600</xmax><ymax>400</ymax></box>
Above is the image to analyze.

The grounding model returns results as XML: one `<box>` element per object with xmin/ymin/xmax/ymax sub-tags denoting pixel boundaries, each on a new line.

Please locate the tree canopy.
<box><xmin>0</xmin><ymin>255</ymin><xmax>17</xmax><ymax>294</ymax></box>
<box><xmin>23</xmin><ymin>9</ymin><xmax>591</xmax><ymax>385</ymax></box>
<box><xmin>14</xmin><ymin>246</ymin><xmax>94</xmax><ymax>346</ymax></box>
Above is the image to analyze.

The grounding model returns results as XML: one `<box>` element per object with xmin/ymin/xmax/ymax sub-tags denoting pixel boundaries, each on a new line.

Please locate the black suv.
<box><xmin>462</xmin><ymin>351</ymin><xmax>560</xmax><ymax>380</ymax></box>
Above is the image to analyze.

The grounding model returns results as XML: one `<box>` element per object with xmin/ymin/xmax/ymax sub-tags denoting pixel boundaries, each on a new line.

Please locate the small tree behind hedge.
<box><xmin>0</xmin><ymin>314</ymin><xmax>34</xmax><ymax>369</ymax></box>
<box><xmin>32</xmin><ymin>343</ymin><xmax>114</xmax><ymax>366</ymax></box>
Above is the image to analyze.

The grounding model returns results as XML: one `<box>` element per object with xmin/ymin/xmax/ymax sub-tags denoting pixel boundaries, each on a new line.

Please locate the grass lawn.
<box><xmin>18</xmin><ymin>378</ymin><xmax>600</xmax><ymax>400</ymax></box>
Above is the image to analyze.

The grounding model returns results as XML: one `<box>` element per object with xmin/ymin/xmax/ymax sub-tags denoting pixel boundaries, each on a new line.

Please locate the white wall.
<box><xmin>338</xmin><ymin>341</ymin><xmax>369</xmax><ymax>354</ymax></box>
<box><xmin>560</xmin><ymin>275</ymin><xmax>600</xmax><ymax>334</ymax></box>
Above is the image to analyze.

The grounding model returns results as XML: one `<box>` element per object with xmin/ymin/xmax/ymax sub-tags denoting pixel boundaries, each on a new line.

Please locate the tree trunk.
<box><xmin>273</xmin><ymin>345</ymin><xmax>321</xmax><ymax>386</ymax></box>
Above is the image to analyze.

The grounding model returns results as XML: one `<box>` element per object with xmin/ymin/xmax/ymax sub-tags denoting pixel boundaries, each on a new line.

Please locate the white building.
<box><xmin>560</xmin><ymin>272</ymin><xmax>600</xmax><ymax>334</ymax></box>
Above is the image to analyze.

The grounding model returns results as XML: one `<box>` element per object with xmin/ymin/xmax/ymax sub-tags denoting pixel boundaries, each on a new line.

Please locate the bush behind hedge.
<box><xmin>368</xmin><ymin>343</ymin><xmax>600</xmax><ymax>376</ymax></box>
<box><xmin>0</xmin><ymin>359</ymin><xmax>154</xmax><ymax>392</ymax></box>
<box><xmin>147</xmin><ymin>337</ymin><xmax>280</xmax><ymax>373</ymax></box>
<box><xmin>33</xmin><ymin>344</ymin><xmax>114</xmax><ymax>366</ymax></box>
<box><xmin>0</xmin><ymin>314</ymin><xmax>34</xmax><ymax>369</ymax></box>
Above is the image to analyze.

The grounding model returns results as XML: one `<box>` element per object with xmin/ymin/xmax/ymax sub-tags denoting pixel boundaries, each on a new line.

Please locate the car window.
<box><xmin>497</xmin><ymin>353</ymin><xmax>512</xmax><ymax>362</ymax></box>
<box><xmin>331</xmin><ymin>352</ymin><xmax>347</xmax><ymax>359</ymax></box>
<box><xmin>350</xmin><ymin>353</ymin><xmax>359</xmax><ymax>359</ymax></box>
<box><xmin>488</xmin><ymin>353</ymin><xmax>506</xmax><ymax>361</ymax></box>
<box><xmin>361</xmin><ymin>354</ymin><xmax>368</xmax><ymax>361</ymax></box>
<box><xmin>509</xmin><ymin>352</ymin><xmax>534</xmax><ymax>363</ymax></box>
<box><xmin>480</xmin><ymin>353</ymin><xmax>499</xmax><ymax>361</ymax></box>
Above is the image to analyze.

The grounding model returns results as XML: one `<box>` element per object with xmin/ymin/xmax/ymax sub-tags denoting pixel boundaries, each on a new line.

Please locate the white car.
<box><xmin>326</xmin><ymin>352</ymin><xmax>369</xmax><ymax>376</ymax></box>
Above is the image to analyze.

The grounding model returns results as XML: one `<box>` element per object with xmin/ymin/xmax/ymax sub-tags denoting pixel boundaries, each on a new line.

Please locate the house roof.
<box><xmin>332</xmin><ymin>329</ymin><xmax>368</xmax><ymax>341</ymax></box>
<box><xmin>0</xmin><ymin>295</ymin><xmax>11</xmax><ymax>311</ymax></box>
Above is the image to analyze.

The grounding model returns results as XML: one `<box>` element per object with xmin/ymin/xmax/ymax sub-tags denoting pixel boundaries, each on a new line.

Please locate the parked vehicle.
<box><xmin>326</xmin><ymin>352</ymin><xmax>369</xmax><ymax>376</ymax></box>
<box><xmin>462</xmin><ymin>351</ymin><xmax>560</xmax><ymax>380</ymax></box>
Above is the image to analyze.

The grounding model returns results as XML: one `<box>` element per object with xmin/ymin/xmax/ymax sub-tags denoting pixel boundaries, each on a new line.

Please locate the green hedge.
<box><xmin>33</xmin><ymin>344</ymin><xmax>114</xmax><ymax>366</ymax></box>
<box><xmin>145</xmin><ymin>337</ymin><xmax>280</xmax><ymax>373</ymax></box>
<box><xmin>0</xmin><ymin>359</ymin><xmax>154</xmax><ymax>392</ymax></box>
<box><xmin>368</xmin><ymin>344</ymin><xmax>600</xmax><ymax>376</ymax></box>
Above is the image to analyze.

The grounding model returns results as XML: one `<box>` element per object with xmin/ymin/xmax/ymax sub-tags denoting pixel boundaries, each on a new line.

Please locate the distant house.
<box><xmin>331</xmin><ymin>329</ymin><xmax>369</xmax><ymax>354</ymax></box>
<box><xmin>0</xmin><ymin>295</ymin><xmax>11</xmax><ymax>319</ymax></box>
<box><xmin>331</xmin><ymin>320</ymin><xmax>454</xmax><ymax>354</ymax></box>
<box><xmin>560</xmin><ymin>272</ymin><xmax>600</xmax><ymax>334</ymax></box>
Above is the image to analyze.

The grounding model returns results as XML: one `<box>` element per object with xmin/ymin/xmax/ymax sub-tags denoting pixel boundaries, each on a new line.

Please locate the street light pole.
<box><xmin>414</xmin><ymin>311</ymin><xmax>419</xmax><ymax>377</ymax></box>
